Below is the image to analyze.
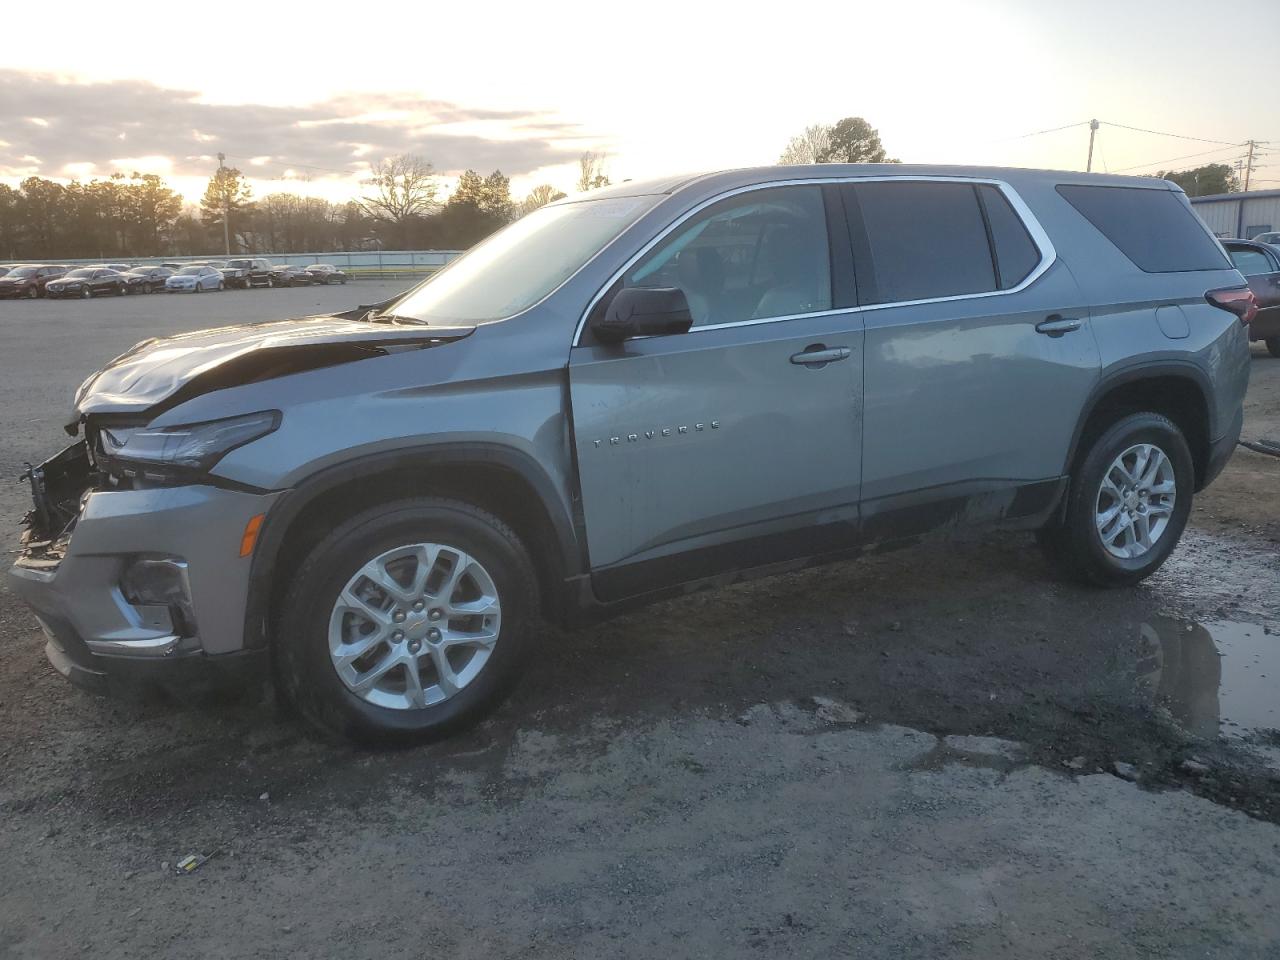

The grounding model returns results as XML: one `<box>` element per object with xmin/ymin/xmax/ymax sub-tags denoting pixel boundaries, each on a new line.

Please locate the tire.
<box><xmin>1266</xmin><ymin>337</ymin><xmax>1280</xmax><ymax>358</ymax></box>
<box><xmin>1039</xmin><ymin>412</ymin><xmax>1194</xmax><ymax>587</ymax></box>
<box><xmin>27</xmin><ymin>286</ymin><xmax>37</xmax><ymax>299</ymax></box>
<box><xmin>116</xmin><ymin>284</ymin><xmax>125</xmax><ymax>296</ymax></box>
<box><xmin>81</xmin><ymin>287</ymin><xmax>92</xmax><ymax>299</ymax></box>
<box><xmin>275</xmin><ymin>497</ymin><xmax>539</xmax><ymax>742</ymax></box>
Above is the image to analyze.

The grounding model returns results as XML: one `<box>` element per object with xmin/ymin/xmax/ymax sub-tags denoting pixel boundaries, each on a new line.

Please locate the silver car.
<box><xmin>10</xmin><ymin>165</ymin><xmax>1252</xmax><ymax>741</ymax></box>
<box><xmin>165</xmin><ymin>264</ymin><xmax>225</xmax><ymax>293</ymax></box>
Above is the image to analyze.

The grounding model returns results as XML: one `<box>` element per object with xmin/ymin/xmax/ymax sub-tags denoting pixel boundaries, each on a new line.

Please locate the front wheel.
<box><xmin>81</xmin><ymin>287</ymin><xmax>92</xmax><ymax>299</ymax></box>
<box><xmin>276</xmin><ymin>498</ymin><xmax>539</xmax><ymax>742</ymax></box>
<box><xmin>1039</xmin><ymin>412</ymin><xmax>1193</xmax><ymax>587</ymax></box>
<box><xmin>1266</xmin><ymin>337</ymin><xmax>1280</xmax><ymax>358</ymax></box>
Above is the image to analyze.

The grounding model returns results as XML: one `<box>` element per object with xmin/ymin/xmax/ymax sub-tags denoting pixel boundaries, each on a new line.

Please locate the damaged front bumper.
<box><xmin>9</xmin><ymin>442</ymin><xmax>280</xmax><ymax>693</ymax></box>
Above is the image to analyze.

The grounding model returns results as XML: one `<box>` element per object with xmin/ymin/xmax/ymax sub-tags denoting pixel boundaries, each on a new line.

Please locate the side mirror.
<box><xmin>591</xmin><ymin>286</ymin><xmax>693</xmax><ymax>344</ymax></box>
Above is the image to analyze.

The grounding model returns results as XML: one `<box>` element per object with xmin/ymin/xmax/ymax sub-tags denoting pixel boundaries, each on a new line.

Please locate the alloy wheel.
<box><xmin>327</xmin><ymin>542</ymin><xmax>502</xmax><ymax>710</ymax></box>
<box><xmin>1094</xmin><ymin>443</ymin><xmax>1176</xmax><ymax>559</ymax></box>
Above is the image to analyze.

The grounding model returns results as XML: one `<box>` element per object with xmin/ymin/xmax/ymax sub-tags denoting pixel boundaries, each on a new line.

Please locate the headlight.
<box><xmin>100</xmin><ymin>411</ymin><xmax>280</xmax><ymax>474</ymax></box>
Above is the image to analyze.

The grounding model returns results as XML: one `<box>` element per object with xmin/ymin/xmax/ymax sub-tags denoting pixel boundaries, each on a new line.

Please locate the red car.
<box><xmin>1223</xmin><ymin>240</ymin><xmax>1280</xmax><ymax>357</ymax></box>
<box><xmin>0</xmin><ymin>264</ymin><xmax>68</xmax><ymax>299</ymax></box>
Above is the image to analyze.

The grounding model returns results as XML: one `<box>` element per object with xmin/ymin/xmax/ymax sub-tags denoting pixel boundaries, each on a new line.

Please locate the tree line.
<box><xmin>0</xmin><ymin>151</ymin><xmax>606</xmax><ymax>261</ymax></box>
<box><xmin>0</xmin><ymin>117</ymin><xmax>1234</xmax><ymax>261</ymax></box>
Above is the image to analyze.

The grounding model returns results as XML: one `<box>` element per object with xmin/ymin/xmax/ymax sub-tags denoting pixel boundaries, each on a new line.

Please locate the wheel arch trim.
<box><xmin>241</xmin><ymin>442</ymin><xmax>584</xmax><ymax>649</ymax></box>
<box><xmin>1063</xmin><ymin>360</ymin><xmax>1212</xmax><ymax>478</ymax></box>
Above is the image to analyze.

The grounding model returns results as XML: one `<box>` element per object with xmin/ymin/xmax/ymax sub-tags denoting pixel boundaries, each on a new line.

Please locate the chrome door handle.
<box><xmin>1035</xmin><ymin>315</ymin><xmax>1082</xmax><ymax>336</ymax></box>
<box><xmin>790</xmin><ymin>346</ymin><xmax>851</xmax><ymax>366</ymax></box>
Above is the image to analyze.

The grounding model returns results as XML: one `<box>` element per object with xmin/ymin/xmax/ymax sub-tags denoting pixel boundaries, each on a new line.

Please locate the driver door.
<box><xmin>568</xmin><ymin>184</ymin><xmax>865</xmax><ymax>601</ymax></box>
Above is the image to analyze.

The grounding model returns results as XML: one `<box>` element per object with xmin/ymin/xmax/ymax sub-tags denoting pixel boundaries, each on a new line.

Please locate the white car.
<box><xmin>166</xmin><ymin>265</ymin><xmax>225</xmax><ymax>293</ymax></box>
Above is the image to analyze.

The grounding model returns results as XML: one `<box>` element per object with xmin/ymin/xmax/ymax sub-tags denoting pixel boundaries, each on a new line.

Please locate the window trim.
<box><xmin>573</xmin><ymin>175</ymin><xmax>1056</xmax><ymax>345</ymax></box>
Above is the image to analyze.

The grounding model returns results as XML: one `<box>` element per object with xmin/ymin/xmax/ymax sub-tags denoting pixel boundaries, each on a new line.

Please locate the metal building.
<box><xmin>1188</xmin><ymin>190</ymin><xmax>1280</xmax><ymax>239</ymax></box>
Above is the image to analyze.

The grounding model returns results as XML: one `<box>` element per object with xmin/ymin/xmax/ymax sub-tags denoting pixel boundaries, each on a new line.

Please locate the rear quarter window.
<box><xmin>1056</xmin><ymin>184</ymin><xmax>1230</xmax><ymax>273</ymax></box>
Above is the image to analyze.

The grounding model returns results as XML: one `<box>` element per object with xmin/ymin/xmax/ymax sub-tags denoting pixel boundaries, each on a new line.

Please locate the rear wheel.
<box><xmin>1266</xmin><ymin>337</ymin><xmax>1280</xmax><ymax>358</ymax></box>
<box><xmin>276</xmin><ymin>498</ymin><xmax>539</xmax><ymax>742</ymax></box>
<box><xmin>27</xmin><ymin>286</ymin><xmax>37</xmax><ymax>299</ymax></box>
<box><xmin>1039</xmin><ymin>412</ymin><xmax>1193</xmax><ymax>587</ymax></box>
<box><xmin>116</xmin><ymin>284</ymin><xmax>125</xmax><ymax>296</ymax></box>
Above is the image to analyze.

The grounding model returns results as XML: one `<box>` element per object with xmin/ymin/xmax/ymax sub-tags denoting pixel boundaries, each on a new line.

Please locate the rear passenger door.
<box><xmin>841</xmin><ymin>179</ymin><xmax>1099</xmax><ymax>536</ymax></box>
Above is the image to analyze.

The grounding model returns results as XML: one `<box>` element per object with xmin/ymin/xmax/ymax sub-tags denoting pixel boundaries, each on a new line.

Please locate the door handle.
<box><xmin>1035</xmin><ymin>315</ymin><xmax>1082</xmax><ymax>337</ymax></box>
<box><xmin>790</xmin><ymin>345</ymin><xmax>851</xmax><ymax>366</ymax></box>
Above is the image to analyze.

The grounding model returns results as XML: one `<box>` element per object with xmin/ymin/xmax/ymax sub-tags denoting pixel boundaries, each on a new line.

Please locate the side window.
<box><xmin>1228</xmin><ymin>247</ymin><xmax>1275</xmax><ymax>277</ymax></box>
<box><xmin>1056</xmin><ymin>184</ymin><xmax>1230</xmax><ymax>273</ymax></box>
<box><xmin>847</xmin><ymin>181</ymin><xmax>997</xmax><ymax>304</ymax></box>
<box><xmin>618</xmin><ymin>185</ymin><xmax>831</xmax><ymax>328</ymax></box>
<box><xmin>976</xmin><ymin>185</ymin><xmax>1041</xmax><ymax>289</ymax></box>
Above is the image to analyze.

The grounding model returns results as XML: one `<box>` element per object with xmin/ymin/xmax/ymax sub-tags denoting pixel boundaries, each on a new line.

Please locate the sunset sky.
<box><xmin>3</xmin><ymin>0</ymin><xmax>1276</xmax><ymax>205</ymax></box>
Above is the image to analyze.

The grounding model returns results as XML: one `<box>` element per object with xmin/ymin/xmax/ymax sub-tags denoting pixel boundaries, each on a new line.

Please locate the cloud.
<box><xmin>0</xmin><ymin>70</ymin><xmax>594</xmax><ymax>184</ymax></box>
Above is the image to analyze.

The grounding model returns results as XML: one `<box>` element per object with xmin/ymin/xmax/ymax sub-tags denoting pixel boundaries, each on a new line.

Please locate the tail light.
<box><xmin>1205</xmin><ymin>286</ymin><xmax>1257</xmax><ymax>326</ymax></box>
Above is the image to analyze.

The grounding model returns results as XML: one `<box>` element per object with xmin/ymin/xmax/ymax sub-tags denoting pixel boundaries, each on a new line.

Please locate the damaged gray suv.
<box><xmin>10</xmin><ymin>166</ymin><xmax>1253</xmax><ymax>741</ymax></box>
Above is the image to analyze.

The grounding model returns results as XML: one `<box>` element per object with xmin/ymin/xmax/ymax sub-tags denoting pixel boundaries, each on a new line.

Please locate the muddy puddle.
<box><xmin>1138</xmin><ymin>617</ymin><xmax>1279</xmax><ymax>752</ymax></box>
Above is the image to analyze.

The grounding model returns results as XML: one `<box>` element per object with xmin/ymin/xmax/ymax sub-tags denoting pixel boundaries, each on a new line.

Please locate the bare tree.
<box><xmin>576</xmin><ymin>151</ymin><xmax>610</xmax><ymax>192</ymax></box>
<box><xmin>519</xmin><ymin>184</ymin><xmax>568</xmax><ymax>216</ymax></box>
<box><xmin>778</xmin><ymin>124</ymin><xmax>832</xmax><ymax>165</ymax></box>
<box><xmin>359</xmin><ymin>155</ymin><xmax>440</xmax><ymax>243</ymax></box>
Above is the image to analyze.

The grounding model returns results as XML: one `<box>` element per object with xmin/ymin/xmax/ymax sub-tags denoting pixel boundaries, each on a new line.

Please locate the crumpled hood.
<box><xmin>71</xmin><ymin>315</ymin><xmax>473</xmax><ymax>422</ymax></box>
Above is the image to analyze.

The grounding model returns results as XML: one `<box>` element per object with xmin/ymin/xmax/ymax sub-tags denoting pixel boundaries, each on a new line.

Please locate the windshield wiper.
<box><xmin>366</xmin><ymin>311</ymin><xmax>430</xmax><ymax>325</ymax></box>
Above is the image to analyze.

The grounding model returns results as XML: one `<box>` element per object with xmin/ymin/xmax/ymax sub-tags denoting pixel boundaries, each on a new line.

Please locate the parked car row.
<box><xmin>0</xmin><ymin>261</ymin><xmax>349</xmax><ymax>299</ymax></box>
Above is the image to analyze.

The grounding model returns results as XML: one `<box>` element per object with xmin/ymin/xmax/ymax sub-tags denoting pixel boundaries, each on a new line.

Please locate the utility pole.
<box><xmin>1243</xmin><ymin>140</ymin><xmax>1256</xmax><ymax>193</ymax></box>
<box><xmin>217</xmin><ymin>152</ymin><xmax>230</xmax><ymax>255</ymax></box>
<box><xmin>1086</xmin><ymin>119</ymin><xmax>1099</xmax><ymax>173</ymax></box>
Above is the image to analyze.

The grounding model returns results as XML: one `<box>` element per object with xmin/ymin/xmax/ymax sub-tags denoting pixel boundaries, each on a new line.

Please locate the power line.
<box><xmin>993</xmin><ymin>120</ymin><xmax>1091</xmax><ymax>142</ymax></box>
<box><xmin>1099</xmin><ymin>121</ymin><xmax>1243</xmax><ymax>147</ymax></box>
<box><xmin>221</xmin><ymin>153</ymin><xmax>361</xmax><ymax>177</ymax></box>
<box><xmin>1109</xmin><ymin>143</ymin><xmax>1245</xmax><ymax>174</ymax></box>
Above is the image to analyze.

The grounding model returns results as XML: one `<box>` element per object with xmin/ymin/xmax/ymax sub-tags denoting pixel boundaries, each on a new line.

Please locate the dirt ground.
<box><xmin>1</xmin><ymin>290</ymin><xmax>1278</xmax><ymax>959</ymax></box>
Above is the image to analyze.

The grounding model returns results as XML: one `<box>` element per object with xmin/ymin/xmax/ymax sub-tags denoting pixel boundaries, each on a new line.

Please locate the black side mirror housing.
<box><xmin>591</xmin><ymin>287</ymin><xmax>694</xmax><ymax>344</ymax></box>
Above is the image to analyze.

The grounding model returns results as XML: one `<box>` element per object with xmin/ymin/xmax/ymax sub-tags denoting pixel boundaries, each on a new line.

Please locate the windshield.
<box><xmin>6</xmin><ymin>267</ymin><xmax>38</xmax><ymax>278</ymax></box>
<box><xmin>390</xmin><ymin>195</ymin><xmax>658</xmax><ymax>323</ymax></box>
<box><xmin>67</xmin><ymin>268</ymin><xmax>93</xmax><ymax>278</ymax></box>
<box><xmin>126</xmin><ymin>268</ymin><xmax>151</xmax><ymax>275</ymax></box>
<box><xmin>227</xmin><ymin>259</ymin><xmax>251</xmax><ymax>268</ymax></box>
<box><xmin>177</xmin><ymin>266</ymin><xmax>205</xmax><ymax>276</ymax></box>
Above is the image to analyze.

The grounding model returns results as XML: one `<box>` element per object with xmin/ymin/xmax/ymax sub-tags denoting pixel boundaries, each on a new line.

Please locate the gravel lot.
<box><xmin>1</xmin><ymin>286</ymin><xmax>1278</xmax><ymax>958</ymax></box>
